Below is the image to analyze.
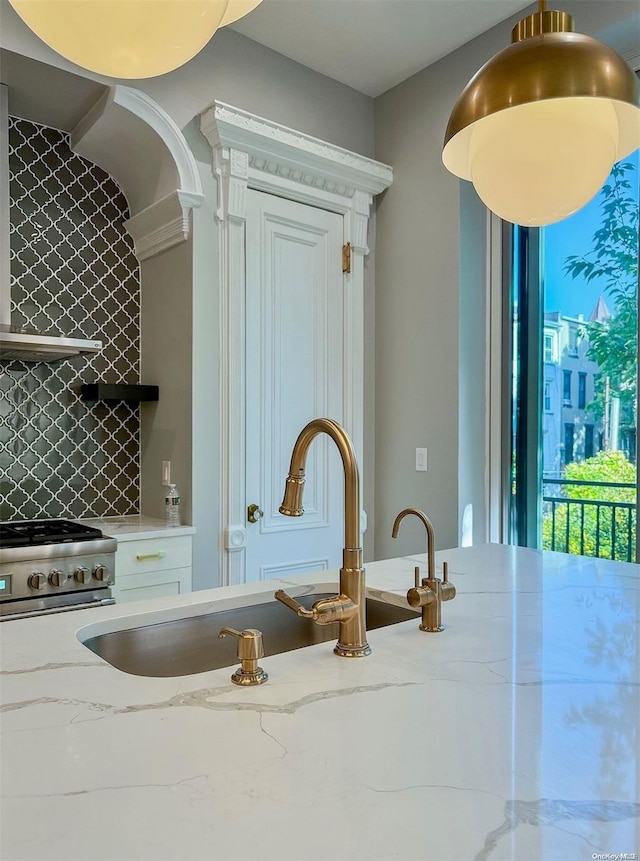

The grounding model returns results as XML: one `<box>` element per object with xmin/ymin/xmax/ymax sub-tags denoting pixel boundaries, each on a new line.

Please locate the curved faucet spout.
<box><xmin>391</xmin><ymin>507</ymin><xmax>436</xmax><ymax>579</ymax></box>
<box><xmin>280</xmin><ymin>418</ymin><xmax>361</xmax><ymax>551</ymax></box>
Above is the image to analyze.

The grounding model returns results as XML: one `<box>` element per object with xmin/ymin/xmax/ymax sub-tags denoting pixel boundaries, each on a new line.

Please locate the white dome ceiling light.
<box><xmin>442</xmin><ymin>1</ymin><xmax>640</xmax><ymax>227</ymax></box>
<box><xmin>8</xmin><ymin>0</ymin><xmax>264</xmax><ymax>79</ymax></box>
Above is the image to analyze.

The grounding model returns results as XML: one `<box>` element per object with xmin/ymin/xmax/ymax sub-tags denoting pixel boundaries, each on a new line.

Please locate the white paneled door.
<box><xmin>244</xmin><ymin>190</ymin><xmax>345</xmax><ymax>582</ymax></box>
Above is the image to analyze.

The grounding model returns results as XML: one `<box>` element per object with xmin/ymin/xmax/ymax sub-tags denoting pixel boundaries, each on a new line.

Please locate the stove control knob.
<box><xmin>74</xmin><ymin>566</ymin><xmax>91</xmax><ymax>584</ymax></box>
<box><xmin>93</xmin><ymin>564</ymin><xmax>108</xmax><ymax>582</ymax></box>
<box><xmin>28</xmin><ymin>572</ymin><xmax>46</xmax><ymax>590</ymax></box>
<box><xmin>48</xmin><ymin>569</ymin><xmax>66</xmax><ymax>587</ymax></box>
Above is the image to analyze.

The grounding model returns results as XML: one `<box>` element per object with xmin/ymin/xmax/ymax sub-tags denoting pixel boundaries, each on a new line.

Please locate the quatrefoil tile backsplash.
<box><xmin>0</xmin><ymin>116</ymin><xmax>141</xmax><ymax>521</ymax></box>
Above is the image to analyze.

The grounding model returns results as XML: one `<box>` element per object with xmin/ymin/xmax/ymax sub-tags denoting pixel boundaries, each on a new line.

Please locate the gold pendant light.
<box><xmin>442</xmin><ymin>1</ymin><xmax>640</xmax><ymax>226</ymax></box>
<box><xmin>8</xmin><ymin>0</ymin><xmax>263</xmax><ymax>79</ymax></box>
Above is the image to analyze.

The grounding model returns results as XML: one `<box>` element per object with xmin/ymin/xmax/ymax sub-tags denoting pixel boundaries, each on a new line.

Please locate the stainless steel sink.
<box><xmin>81</xmin><ymin>593</ymin><xmax>417</xmax><ymax>677</ymax></box>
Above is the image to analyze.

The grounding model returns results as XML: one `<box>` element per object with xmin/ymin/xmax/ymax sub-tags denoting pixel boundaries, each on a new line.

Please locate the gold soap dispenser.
<box><xmin>218</xmin><ymin>627</ymin><xmax>268</xmax><ymax>685</ymax></box>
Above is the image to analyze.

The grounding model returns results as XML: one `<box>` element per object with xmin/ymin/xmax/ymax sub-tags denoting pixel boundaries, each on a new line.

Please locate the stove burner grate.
<box><xmin>0</xmin><ymin>520</ymin><xmax>104</xmax><ymax>548</ymax></box>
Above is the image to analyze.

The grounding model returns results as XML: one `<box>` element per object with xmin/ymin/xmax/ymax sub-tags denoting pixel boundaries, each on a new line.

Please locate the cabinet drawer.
<box><xmin>115</xmin><ymin>535</ymin><xmax>192</xmax><ymax>576</ymax></box>
<box><xmin>114</xmin><ymin>568</ymin><xmax>191</xmax><ymax>604</ymax></box>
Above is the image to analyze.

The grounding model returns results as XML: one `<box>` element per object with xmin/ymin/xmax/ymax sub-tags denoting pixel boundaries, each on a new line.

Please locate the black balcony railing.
<box><xmin>542</xmin><ymin>478</ymin><xmax>637</xmax><ymax>562</ymax></box>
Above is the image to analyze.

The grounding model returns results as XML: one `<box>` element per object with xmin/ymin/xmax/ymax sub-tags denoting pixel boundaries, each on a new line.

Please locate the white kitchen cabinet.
<box><xmin>113</xmin><ymin>533</ymin><xmax>193</xmax><ymax>603</ymax></box>
<box><xmin>79</xmin><ymin>517</ymin><xmax>195</xmax><ymax>604</ymax></box>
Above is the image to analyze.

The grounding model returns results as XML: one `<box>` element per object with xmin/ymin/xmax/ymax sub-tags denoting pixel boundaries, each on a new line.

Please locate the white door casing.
<box><xmin>244</xmin><ymin>190</ymin><xmax>345</xmax><ymax>581</ymax></box>
<box><xmin>200</xmin><ymin>102</ymin><xmax>393</xmax><ymax>586</ymax></box>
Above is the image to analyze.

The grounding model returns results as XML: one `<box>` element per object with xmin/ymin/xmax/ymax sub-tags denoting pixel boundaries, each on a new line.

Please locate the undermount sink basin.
<box><xmin>80</xmin><ymin>591</ymin><xmax>417</xmax><ymax>677</ymax></box>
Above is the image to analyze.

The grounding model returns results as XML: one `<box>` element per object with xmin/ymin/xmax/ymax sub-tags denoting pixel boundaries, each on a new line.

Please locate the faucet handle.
<box><xmin>440</xmin><ymin>562</ymin><xmax>456</xmax><ymax>603</ymax></box>
<box><xmin>275</xmin><ymin>589</ymin><xmax>357</xmax><ymax>625</ymax></box>
<box><xmin>274</xmin><ymin>589</ymin><xmax>317</xmax><ymax>619</ymax></box>
<box><xmin>405</xmin><ymin>560</ymin><xmax>456</xmax><ymax>633</ymax></box>
<box><xmin>407</xmin><ymin>583</ymin><xmax>436</xmax><ymax>609</ymax></box>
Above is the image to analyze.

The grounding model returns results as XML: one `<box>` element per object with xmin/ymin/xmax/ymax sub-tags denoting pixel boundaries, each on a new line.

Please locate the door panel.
<box><xmin>245</xmin><ymin>190</ymin><xmax>344</xmax><ymax>582</ymax></box>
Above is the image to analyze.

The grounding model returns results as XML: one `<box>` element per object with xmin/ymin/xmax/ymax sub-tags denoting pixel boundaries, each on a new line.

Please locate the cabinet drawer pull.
<box><xmin>135</xmin><ymin>551</ymin><xmax>166</xmax><ymax>561</ymax></box>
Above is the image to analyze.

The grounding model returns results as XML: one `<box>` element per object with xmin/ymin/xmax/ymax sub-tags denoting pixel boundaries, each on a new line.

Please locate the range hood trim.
<box><xmin>0</xmin><ymin>331</ymin><xmax>103</xmax><ymax>363</ymax></box>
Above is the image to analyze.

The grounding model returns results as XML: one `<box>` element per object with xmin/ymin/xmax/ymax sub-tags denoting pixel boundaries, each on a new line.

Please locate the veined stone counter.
<box><xmin>79</xmin><ymin>515</ymin><xmax>196</xmax><ymax>541</ymax></box>
<box><xmin>1</xmin><ymin>544</ymin><xmax>638</xmax><ymax>861</ymax></box>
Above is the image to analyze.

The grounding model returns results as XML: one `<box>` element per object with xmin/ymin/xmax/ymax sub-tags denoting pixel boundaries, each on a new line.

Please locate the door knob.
<box><xmin>247</xmin><ymin>504</ymin><xmax>263</xmax><ymax>523</ymax></box>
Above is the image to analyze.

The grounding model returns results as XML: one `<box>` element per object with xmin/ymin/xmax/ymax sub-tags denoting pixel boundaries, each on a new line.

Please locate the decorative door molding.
<box><xmin>200</xmin><ymin>101</ymin><xmax>392</xmax><ymax>585</ymax></box>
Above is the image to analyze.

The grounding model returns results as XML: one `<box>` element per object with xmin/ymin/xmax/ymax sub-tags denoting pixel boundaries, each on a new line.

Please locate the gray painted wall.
<box><xmin>372</xmin><ymin>0</ymin><xmax>639</xmax><ymax>560</ymax></box>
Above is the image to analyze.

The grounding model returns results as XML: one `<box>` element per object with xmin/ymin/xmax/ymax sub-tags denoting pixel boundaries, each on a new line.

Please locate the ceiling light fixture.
<box><xmin>221</xmin><ymin>0</ymin><xmax>263</xmax><ymax>26</ymax></box>
<box><xmin>8</xmin><ymin>0</ymin><xmax>263</xmax><ymax>79</ymax></box>
<box><xmin>442</xmin><ymin>0</ymin><xmax>640</xmax><ymax>226</ymax></box>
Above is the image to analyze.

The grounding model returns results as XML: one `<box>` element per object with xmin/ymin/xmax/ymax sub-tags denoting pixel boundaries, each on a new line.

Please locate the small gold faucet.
<box><xmin>274</xmin><ymin>418</ymin><xmax>371</xmax><ymax>658</ymax></box>
<box><xmin>391</xmin><ymin>508</ymin><xmax>456</xmax><ymax>632</ymax></box>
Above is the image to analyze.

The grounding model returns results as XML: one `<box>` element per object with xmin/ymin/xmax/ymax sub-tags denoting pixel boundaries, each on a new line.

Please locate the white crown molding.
<box><xmin>198</xmin><ymin>100</ymin><xmax>392</xmax><ymax>586</ymax></box>
<box><xmin>71</xmin><ymin>86</ymin><xmax>203</xmax><ymax>260</ymax></box>
<box><xmin>125</xmin><ymin>190</ymin><xmax>202</xmax><ymax>261</ymax></box>
<box><xmin>200</xmin><ymin>100</ymin><xmax>392</xmax><ymax>201</ymax></box>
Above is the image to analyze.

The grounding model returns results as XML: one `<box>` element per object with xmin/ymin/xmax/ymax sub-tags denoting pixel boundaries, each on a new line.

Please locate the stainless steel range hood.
<box><xmin>0</xmin><ymin>84</ymin><xmax>102</xmax><ymax>364</ymax></box>
<box><xmin>0</xmin><ymin>330</ymin><xmax>102</xmax><ymax>362</ymax></box>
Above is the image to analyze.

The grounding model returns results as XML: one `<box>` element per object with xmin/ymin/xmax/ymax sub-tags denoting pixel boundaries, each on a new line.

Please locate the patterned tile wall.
<box><xmin>0</xmin><ymin>117</ymin><xmax>141</xmax><ymax>521</ymax></box>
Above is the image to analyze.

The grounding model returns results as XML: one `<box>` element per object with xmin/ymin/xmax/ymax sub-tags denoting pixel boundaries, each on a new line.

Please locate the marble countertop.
<box><xmin>1</xmin><ymin>543</ymin><xmax>638</xmax><ymax>861</ymax></box>
<box><xmin>79</xmin><ymin>515</ymin><xmax>196</xmax><ymax>541</ymax></box>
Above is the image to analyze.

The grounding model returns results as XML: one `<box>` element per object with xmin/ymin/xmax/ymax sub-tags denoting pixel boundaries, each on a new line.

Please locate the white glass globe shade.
<box><xmin>221</xmin><ymin>0</ymin><xmax>262</xmax><ymax>25</ymax></box>
<box><xmin>469</xmin><ymin>98</ymin><xmax>619</xmax><ymax>226</ymax></box>
<box><xmin>8</xmin><ymin>0</ymin><xmax>230</xmax><ymax>79</ymax></box>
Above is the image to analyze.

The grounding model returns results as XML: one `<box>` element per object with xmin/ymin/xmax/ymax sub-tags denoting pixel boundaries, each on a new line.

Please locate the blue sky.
<box><xmin>543</xmin><ymin>149</ymin><xmax>639</xmax><ymax>319</ymax></box>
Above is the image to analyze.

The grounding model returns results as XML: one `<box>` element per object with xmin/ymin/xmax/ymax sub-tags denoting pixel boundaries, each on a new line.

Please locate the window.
<box><xmin>568</xmin><ymin>326</ymin><xmax>578</xmax><ymax>356</ymax></box>
<box><xmin>585</xmin><ymin>424</ymin><xmax>594</xmax><ymax>459</ymax></box>
<box><xmin>564</xmin><ymin>423</ymin><xmax>575</xmax><ymax>464</ymax></box>
<box><xmin>503</xmin><ymin>155</ymin><xmax>638</xmax><ymax>562</ymax></box>
<box><xmin>563</xmin><ymin>370</ymin><xmax>572</xmax><ymax>405</ymax></box>
<box><xmin>578</xmin><ymin>372</ymin><xmax>587</xmax><ymax>409</ymax></box>
<box><xmin>543</xmin><ymin>333</ymin><xmax>555</xmax><ymax>363</ymax></box>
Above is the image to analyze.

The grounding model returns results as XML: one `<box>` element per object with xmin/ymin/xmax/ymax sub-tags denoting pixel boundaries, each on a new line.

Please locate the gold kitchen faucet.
<box><xmin>274</xmin><ymin>418</ymin><xmax>371</xmax><ymax>658</ymax></box>
<box><xmin>391</xmin><ymin>508</ymin><xmax>456</xmax><ymax>632</ymax></box>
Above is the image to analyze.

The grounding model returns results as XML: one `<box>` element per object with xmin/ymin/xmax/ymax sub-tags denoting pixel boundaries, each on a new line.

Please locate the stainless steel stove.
<box><xmin>0</xmin><ymin>520</ymin><xmax>116</xmax><ymax>620</ymax></box>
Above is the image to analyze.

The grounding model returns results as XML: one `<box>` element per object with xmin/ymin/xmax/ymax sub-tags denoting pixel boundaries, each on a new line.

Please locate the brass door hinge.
<box><xmin>342</xmin><ymin>242</ymin><xmax>351</xmax><ymax>274</ymax></box>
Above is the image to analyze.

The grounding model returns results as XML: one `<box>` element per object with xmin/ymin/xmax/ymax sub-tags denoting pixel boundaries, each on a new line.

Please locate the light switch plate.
<box><xmin>162</xmin><ymin>460</ymin><xmax>171</xmax><ymax>485</ymax></box>
<box><xmin>415</xmin><ymin>448</ymin><xmax>428</xmax><ymax>472</ymax></box>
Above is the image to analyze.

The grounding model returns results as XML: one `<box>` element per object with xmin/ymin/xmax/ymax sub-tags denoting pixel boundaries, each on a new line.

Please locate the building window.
<box><xmin>578</xmin><ymin>372</ymin><xmax>587</xmax><ymax>409</ymax></box>
<box><xmin>568</xmin><ymin>326</ymin><xmax>578</xmax><ymax>356</ymax></box>
<box><xmin>564</xmin><ymin>423</ymin><xmax>575</xmax><ymax>464</ymax></box>
<box><xmin>585</xmin><ymin>425</ymin><xmax>594</xmax><ymax>459</ymax></box>
<box><xmin>563</xmin><ymin>370</ymin><xmax>572</xmax><ymax>405</ymax></box>
<box><xmin>544</xmin><ymin>380</ymin><xmax>552</xmax><ymax>411</ymax></box>
<box><xmin>543</xmin><ymin>333</ymin><xmax>554</xmax><ymax>363</ymax></box>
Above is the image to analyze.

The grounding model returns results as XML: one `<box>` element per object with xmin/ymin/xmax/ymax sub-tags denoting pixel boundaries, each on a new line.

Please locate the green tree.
<box><xmin>542</xmin><ymin>451</ymin><xmax>636</xmax><ymax>560</ymax></box>
<box><xmin>563</xmin><ymin>161</ymin><xmax>638</xmax><ymax>434</ymax></box>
